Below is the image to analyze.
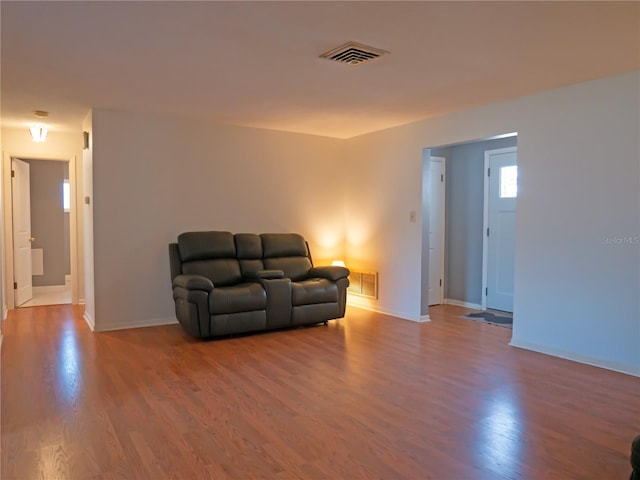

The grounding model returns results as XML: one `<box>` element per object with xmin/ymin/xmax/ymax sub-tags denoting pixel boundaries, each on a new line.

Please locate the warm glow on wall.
<box><xmin>306</xmin><ymin>219</ymin><xmax>344</xmax><ymax>262</ymax></box>
<box><xmin>345</xmin><ymin>219</ymin><xmax>371</xmax><ymax>248</ymax></box>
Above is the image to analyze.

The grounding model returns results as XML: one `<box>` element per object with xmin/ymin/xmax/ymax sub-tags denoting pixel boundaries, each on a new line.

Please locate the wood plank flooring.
<box><xmin>2</xmin><ymin>304</ymin><xmax>638</xmax><ymax>479</ymax></box>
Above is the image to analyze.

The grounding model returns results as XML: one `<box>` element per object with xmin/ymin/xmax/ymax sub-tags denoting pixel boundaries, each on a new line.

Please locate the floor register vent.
<box><xmin>348</xmin><ymin>270</ymin><xmax>378</xmax><ymax>299</ymax></box>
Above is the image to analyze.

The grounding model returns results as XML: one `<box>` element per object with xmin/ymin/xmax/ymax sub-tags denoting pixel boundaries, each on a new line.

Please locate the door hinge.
<box><xmin>14</xmin><ymin>282</ymin><xmax>17</xmax><ymax>289</ymax></box>
<box><xmin>439</xmin><ymin>279</ymin><xmax>442</xmax><ymax>287</ymax></box>
<box><xmin>487</xmin><ymin>168</ymin><xmax>490</xmax><ymax>177</ymax></box>
<box><xmin>487</xmin><ymin>227</ymin><xmax>490</xmax><ymax>237</ymax></box>
<box><xmin>485</xmin><ymin>287</ymin><xmax>488</xmax><ymax>296</ymax></box>
<box><xmin>11</xmin><ymin>170</ymin><xmax>15</xmax><ymax>178</ymax></box>
<box><xmin>440</xmin><ymin>174</ymin><xmax>444</xmax><ymax>182</ymax></box>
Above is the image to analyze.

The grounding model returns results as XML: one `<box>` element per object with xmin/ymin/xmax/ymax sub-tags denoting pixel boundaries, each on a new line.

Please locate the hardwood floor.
<box><xmin>2</xmin><ymin>304</ymin><xmax>638</xmax><ymax>479</ymax></box>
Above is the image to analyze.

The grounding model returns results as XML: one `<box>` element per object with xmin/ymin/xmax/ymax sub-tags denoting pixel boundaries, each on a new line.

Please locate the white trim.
<box><xmin>94</xmin><ymin>317</ymin><xmax>178</xmax><ymax>332</ymax></box>
<box><xmin>2</xmin><ymin>306</ymin><xmax>7</xmax><ymax>321</ymax></box>
<box><xmin>346</xmin><ymin>300</ymin><xmax>421</xmax><ymax>322</ymax></box>
<box><xmin>31</xmin><ymin>284</ymin><xmax>68</xmax><ymax>293</ymax></box>
<box><xmin>418</xmin><ymin>314</ymin><xmax>431</xmax><ymax>323</ymax></box>
<box><xmin>83</xmin><ymin>311</ymin><xmax>95</xmax><ymax>331</ymax></box>
<box><xmin>444</xmin><ymin>298</ymin><xmax>483</xmax><ymax>310</ymax></box>
<box><xmin>78</xmin><ymin>298</ymin><xmax>86</xmax><ymax>305</ymax></box>
<box><xmin>429</xmin><ymin>156</ymin><xmax>446</xmax><ymax>306</ymax></box>
<box><xmin>482</xmin><ymin>153</ymin><xmax>490</xmax><ymax>311</ymax></box>
<box><xmin>510</xmin><ymin>338</ymin><xmax>640</xmax><ymax>378</ymax></box>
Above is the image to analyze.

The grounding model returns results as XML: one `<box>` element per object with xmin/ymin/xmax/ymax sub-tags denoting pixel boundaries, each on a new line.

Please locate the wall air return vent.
<box><xmin>319</xmin><ymin>42</ymin><xmax>389</xmax><ymax>66</ymax></box>
<box><xmin>348</xmin><ymin>270</ymin><xmax>378</xmax><ymax>299</ymax></box>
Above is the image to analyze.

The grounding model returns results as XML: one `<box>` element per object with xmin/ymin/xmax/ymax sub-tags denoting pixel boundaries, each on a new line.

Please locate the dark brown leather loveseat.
<box><xmin>169</xmin><ymin>231</ymin><xmax>349</xmax><ymax>338</ymax></box>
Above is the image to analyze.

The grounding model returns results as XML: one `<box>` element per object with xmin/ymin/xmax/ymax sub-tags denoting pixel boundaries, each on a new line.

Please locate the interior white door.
<box><xmin>486</xmin><ymin>148</ymin><xmax>517</xmax><ymax>312</ymax></box>
<box><xmin>12</xmin><ymin>158</ymin><xmax>33</xmax><ymax>306</ymax></box>
<box><xmin>428</xmin><ymin>157</ymin><xmax>445</xmax><ymax>306</ymax></box>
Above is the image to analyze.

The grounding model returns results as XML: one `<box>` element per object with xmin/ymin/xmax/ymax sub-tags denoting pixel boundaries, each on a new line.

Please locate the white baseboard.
<box><xmin>3</xmin><ymin>306</ymin><xmax>7</xmax><ymax>321</ymax></box>
<box><xmin>347</xmin><ymin>300</ymin><xmax>422</xmax><ymax>322</ymax></box>
<box><xmin>33</xmin><ymin>284</ymin><xmax>68</xmax><ymax>293</ymax></box>
<box><xmin>444</xmin><ymin>298</ymin><xmax>483</xmax><ymax>310</ymax></box>
<box><xmin>94</xmin><ymin>316</ymin><xmax>178</xmax><ymax>332</ymax></box>
<box><xmin>418</xmin><ymin>314</ymin><xmax>431</xmax><ymax>323</ymax></box>
<box><xmin>83</xmin><ymin>311</ymin><xmax>95</xmax><ymax>331</ymax></box>
<box><xmin>510</xmin><ymin>338</ymin><xmax>640</xmax><ymax>378</ymax></box>
<box><xmin>78</xmin><ymin>298</ymin><xmax>86</xmax><ymax>305</ymax></box>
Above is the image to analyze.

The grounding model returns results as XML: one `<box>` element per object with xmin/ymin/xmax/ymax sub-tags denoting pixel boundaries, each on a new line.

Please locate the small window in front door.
<box><xmin>500</xmin><ymin>165</ymin><xmax>518</xmax><ymax>198</ymax></box>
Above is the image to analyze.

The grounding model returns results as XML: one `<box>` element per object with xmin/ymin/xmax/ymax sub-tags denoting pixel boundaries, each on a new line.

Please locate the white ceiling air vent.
<box><xmin>319</xmin><ymin>42</ymin><xmax>389</xmax><ymax>66</ymax></box>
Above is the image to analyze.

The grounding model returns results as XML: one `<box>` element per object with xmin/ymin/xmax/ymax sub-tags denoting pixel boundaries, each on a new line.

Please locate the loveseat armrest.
<box><xmin>256</xmin><ymin>270</ymin><xmax>285</xmax><ymax>280</ymax></box>
<box><xmin>172</xmin><ymin>274</ymin><xmax>214</xmax><ymax>292</ymax></box>
<box><xmin>308</xmin><ymin>266</ymin><xmax>350</xmax><ymax>282</ymax></box>
<box><xmin>244</xmin><ymin>270</ymin><xmax>285</xmax><ymax>280</ymax></box>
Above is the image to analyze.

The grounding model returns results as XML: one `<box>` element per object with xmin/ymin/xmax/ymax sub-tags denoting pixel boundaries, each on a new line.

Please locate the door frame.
<box><xmin>11</xmin><ymin>159</ymin><xmax>34</xmax><ymax>306</ymax></box>
<box><xmin>2</xmin><ymin>152</ymin><xmax>79</xmax><ymax>310</ymax></box>
<box><xmin>428</xmin><ymin>156</ymin><xmax>446</xmax><ymax>306</ymax></box>
<box><xmin>481</xmin><ymin>146</ymin><xmax>517</xmax><ymax>311</ymax></box>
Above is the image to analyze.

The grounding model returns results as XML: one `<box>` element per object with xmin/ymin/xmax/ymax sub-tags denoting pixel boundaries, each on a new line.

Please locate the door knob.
<box><xmin>29</xmin><ymin>237</ymin><xmax>36</xmax><ymax>242</ymax></box>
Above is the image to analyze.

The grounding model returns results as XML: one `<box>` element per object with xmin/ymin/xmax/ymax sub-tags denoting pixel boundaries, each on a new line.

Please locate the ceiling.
<box><xmin>2</xmin><ymin>1</ymin><xmax>639</xmax><ymax>139</ymax></box>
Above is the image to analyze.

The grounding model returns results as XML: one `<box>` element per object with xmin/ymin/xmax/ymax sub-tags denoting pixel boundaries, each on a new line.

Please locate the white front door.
<box><xmin>428</xmin><ymin>157</ymin><xmax>446</xmax><ymax>306</ymax></box>
<box><xmin>485</xmin><ymin>148</ymin><xmax>517</xmax><ymax>312</ymax></box>
<box><xmin>12</xmin><ymin>158</ymin><xmax>33</xmax><ymax>306</ymax></box>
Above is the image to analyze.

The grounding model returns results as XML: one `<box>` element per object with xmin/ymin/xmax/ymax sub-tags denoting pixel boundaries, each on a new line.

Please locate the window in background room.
<box><xmin>63</xmin><ymin>179</ymin><xmax>70</xmax><ymax>212</ymax></box>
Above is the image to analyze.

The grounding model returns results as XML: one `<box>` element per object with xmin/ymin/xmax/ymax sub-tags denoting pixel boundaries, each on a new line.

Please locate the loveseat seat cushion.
<box><xmin>208</xmin><ymin>282</ymin><xmax>267</xmax><ymax>314</ymax></box>
<box><xmin>291</xmin><ymin>278</ymin><xmax>338</xmax><ymax>306</ymax></box>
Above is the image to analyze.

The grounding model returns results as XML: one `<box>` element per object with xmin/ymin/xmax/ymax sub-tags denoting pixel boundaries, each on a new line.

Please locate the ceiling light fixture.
<box><xmin>30</xmin><ymin>124</ymin><xmax>48</xmax><ymax>142</ymax></box>
<box><xmin>30</xmin><ymin>110</ymin><xmax>49</xmax><ymax>142</ymax></box>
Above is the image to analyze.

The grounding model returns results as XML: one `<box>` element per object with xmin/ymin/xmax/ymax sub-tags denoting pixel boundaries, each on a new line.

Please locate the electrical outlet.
<box><xmin>409</xmin><ymin>211</ymin><xmax>416</xmax><ymax>223</ymax></box>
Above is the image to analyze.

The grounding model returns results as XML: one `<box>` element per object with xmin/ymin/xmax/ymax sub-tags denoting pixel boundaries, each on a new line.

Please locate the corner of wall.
<box><xmin>83</xmin><ymin>310</ymin><xmax>95</xmax><ymax>331</ymax></box>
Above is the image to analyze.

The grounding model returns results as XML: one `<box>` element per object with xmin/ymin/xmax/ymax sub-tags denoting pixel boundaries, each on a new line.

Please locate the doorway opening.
<box><xmin>9</xmin><ymin>157</ymin><xmax>73</xmax><ymax>307</ymax></box>
<box><xmin>421</xmin><ymin>133</ymin><xmax>518</xmax><ymax>320</ymax></box>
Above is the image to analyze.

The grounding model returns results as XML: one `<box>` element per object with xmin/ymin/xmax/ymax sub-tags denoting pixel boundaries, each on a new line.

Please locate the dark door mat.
<box><xmin>463</xmin><ymin>311</ymin><xmax>513</xmax><ymax>327</ymax></box>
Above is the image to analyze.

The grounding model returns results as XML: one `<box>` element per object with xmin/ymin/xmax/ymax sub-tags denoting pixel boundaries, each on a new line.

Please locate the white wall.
<box><xmin>343</xmin><ymin>71</ymin><xmax>640</xmax><ymax>375</ymax></box>
<box><xmin>343</xmin><ymin>124</ymin><xmax>427</xmax><ymax>320</ymax></box>
<box><xmin>82</xmin><ymin>112</ymin><xmax>95</xmax><ymax>328</ymax></box>
<box><xmin>89</xmin><ymin>109</ymin><xmax>346</xmax><ymax>331</ymax></box>
<box><xmin>1</xmin><ymin>128</ymin><xmax>85</xmax><ymax>307</ymax></box>
<box><xmin>0</xmin><ymin>133</ymin><xmax>4</xmax><ymax>320</ymax></box>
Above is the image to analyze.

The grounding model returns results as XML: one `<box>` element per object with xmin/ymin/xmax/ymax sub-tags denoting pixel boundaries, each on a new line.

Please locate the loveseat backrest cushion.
<box><xmin>261</xmin><ymin>233</ymin><xmax>312</xmax><ymax>281</ymax></box>
<box><xmin>178</xmin><ymin>231</ymin><xmax>236</xmax><ymax>261</ymax></box>
<box><xmin>261</xmin><ymin>233</ymin><xmax>308</xmax><ymax>257</ymax></box>
<box><xmin>235</xmin><ymin>233</ymin><xmax>265</xmax><ymax>277</ymax></box>
<box><xmin>178</xmin><ymin>231</ymin><xmax>242</xmax><ymax>286</ymax></box>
